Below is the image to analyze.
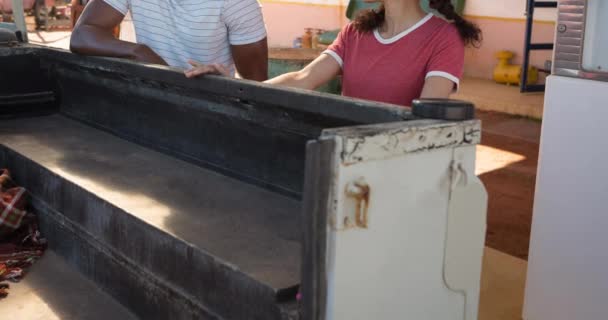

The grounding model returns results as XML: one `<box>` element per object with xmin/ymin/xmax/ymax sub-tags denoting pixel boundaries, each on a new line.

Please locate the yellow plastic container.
<box><xmin>493</xmin><ymin>51</ymin><xmax>538</xmax><ymax>85</ymax></box>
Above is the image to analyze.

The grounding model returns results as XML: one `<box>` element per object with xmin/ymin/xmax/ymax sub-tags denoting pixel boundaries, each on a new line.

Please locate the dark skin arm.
<box><xmin>231</xmin><ymin>38</ymin><xmax>268</xmax><ymax>81</ymax></box>
<box><xmin>70</xmin><ymin>0</ymin><xmax>167</xmax><ymax>65</ymax></box>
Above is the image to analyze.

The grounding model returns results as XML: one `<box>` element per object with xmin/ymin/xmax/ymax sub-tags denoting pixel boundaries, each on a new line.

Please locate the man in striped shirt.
<box><xmin>70</xmin><ymin>0</ymin><xmax>268</xmax><ymax>81</ymax></box>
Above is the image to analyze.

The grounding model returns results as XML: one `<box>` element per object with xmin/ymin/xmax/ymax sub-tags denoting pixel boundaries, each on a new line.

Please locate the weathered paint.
<box><xmin>336</xmin><ymin>120</ymin><xmax>481</xmax><ymax>165</ymax></box>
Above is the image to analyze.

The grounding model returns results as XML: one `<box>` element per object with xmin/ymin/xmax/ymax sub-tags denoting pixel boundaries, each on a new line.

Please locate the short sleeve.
<box><xmin>103</xmin><ymin>0</ymin><xmax>129</xmax><ymax>15</ymax></box>
<box><xmin>323</xmin><ymin>24</ymin><xmax>352</xmax><ymax>68</ymax></box>
<box><xmin>425</xmin><ymin>25</ymin><xmax>465</xmax><ymax>89</ymax></box>
<box><xmin>223</xmin><ymin>0</ymin><xmax>267</xmax><ymax>46</ymax></box>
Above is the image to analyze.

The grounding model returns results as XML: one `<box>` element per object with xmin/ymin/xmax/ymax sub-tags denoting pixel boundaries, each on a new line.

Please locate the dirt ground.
<box><xmin>477</xmin><ymin>111</ymin><xmax>541</xmax><ymax>260</ymax></box>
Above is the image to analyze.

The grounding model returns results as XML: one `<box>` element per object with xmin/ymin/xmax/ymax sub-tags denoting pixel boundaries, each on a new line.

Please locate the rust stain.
<box><xmin>346</xmin><ymin>179</ymin><xmax>370</xmax><ymax>228</ymax></box>
<box><xmin>355</xmin><ymin>182</ymin><xmax>370</xmax><ymax>228</ymax></box>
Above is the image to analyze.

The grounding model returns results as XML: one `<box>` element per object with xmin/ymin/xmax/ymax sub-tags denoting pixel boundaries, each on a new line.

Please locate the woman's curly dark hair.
<box><xmin>353</xmin><ymin>0</ymin><xmax>482</xmax><ymax>47</ymax></box>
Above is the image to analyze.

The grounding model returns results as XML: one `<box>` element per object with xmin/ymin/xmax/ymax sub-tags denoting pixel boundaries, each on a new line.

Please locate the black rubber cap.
<box><xmin>0</xmin><ymin>29</ymin><xmax>18</xmax><ymax>47</ymax></box>
<box><xmin>411</xmin><ymin>99</ymin><xmax>475</xmax><ymax>121</ymax></box>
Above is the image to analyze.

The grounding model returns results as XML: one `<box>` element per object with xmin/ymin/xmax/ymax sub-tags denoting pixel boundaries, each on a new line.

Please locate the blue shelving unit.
<box><xmin>520</xmin><ymin>0</ymin><xmax>558</xmax><ymax>93</ymax></box>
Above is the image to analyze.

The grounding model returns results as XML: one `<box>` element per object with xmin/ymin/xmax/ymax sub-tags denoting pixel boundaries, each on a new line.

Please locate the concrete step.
<box><xmin>0</xmin><ymin>115</ymin><xmax>301</xmax><ymax>320</ymax></box>
<box><xmin>0</xmin><ymin>251</ymin><xmax>137</xmax><ymax>320</ymax></box>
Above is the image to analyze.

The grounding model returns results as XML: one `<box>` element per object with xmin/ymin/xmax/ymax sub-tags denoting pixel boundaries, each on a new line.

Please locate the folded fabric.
<box><xmin>0</xmin><ymin>169</ymin><xmax>27</xmax><ymax>238</ymax></box>
<box><xmin>0</xmin><ymin>169</ymin><xmax>12</xmax><ymax>188</ymax></box>
<box><xmin>0</xmin><ymin>283</ymin><xmax>8</xmax><ymax>298</ymax></box>
<box><xmin>0</xmin><ymin>169</ymin><xmax>47</xmax><ymax>298</ymax></box>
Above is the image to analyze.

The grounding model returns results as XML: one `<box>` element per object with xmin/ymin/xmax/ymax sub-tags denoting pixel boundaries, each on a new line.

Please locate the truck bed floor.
<box><xmin>0</xmin><ymin>251</ymin><xmax>137</xmax><ymax>320</ymax></box>
<box><xmin>0</xmin><ymin>115</ymin><xmax>301</xmax><ymax>291</ymax></box>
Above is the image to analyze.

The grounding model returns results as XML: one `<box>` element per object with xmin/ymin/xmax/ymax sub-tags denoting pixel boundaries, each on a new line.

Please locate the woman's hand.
<box><xmin>184</xmin><ymin>60</ymin><xmax>231</xmax><ymax>78</ymax></box>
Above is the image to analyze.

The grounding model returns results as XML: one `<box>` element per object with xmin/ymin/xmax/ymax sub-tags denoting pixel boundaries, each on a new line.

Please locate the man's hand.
<box><xmin>132</xmin><ymin>44</ymin><xmax>168</xmax><ymax>65</ymax></box>
<box><xmin>184</xmin><ymin>60</ymin><xmax>231</xmax><ymax>78</ymax></box>
<box><xmin>184</xmin><ymin>38</ymin><xmax>268</xmax><ymax>80</ymax></box>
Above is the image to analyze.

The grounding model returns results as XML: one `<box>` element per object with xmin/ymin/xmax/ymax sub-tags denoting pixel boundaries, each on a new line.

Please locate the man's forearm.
<box><xmin>70</xmin><ymin>24</ymin><xmax>139</xmax><ymax>59</ymax></box>
<box><xmin>71</xmin><ymin>24</ymin><xmax>167</xmax><ymax>65</ymax></box>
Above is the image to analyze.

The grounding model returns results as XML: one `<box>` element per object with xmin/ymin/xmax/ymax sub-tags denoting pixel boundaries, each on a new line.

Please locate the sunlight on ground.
<box><xmin>0</xmin><ymin>282</ymin><xmax>61</xmax><ymax>320</ymax></box>
<box><xmin>27</xmin><ymin>30</ymin><xmax>71</xmax><ymax>49</ymax></box>
<box><xmin>476</xmin><ymin>145</ymin><xmax>526</xmax><ymax>176</ymax></box>
<box><xmin>478</xmin><ymin>248</ymin><xmax>527</xmax><ymax>320</ymax></box>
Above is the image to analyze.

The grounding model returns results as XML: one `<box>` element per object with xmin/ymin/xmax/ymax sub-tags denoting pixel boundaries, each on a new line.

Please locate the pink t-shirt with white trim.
<box><xmin>325</xmin><ymin>14</ymin><xmax>464</xmax><ymax>106</ymax></box>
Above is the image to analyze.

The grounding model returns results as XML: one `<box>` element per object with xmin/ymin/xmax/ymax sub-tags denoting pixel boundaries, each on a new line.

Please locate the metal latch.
<box><xmin>344</xmin><ymin>177</ymin><xmax>370</xmax><ymax>229</ymax></box>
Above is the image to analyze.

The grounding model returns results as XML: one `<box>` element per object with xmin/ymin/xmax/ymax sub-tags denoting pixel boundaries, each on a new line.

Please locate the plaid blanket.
<box><xmin>0</xmin><ymin>170</ymin><xmax>27</xmax><ymax>239</ymax></box>
<box><xmin>0</xmin><ymin>169</ymin><xmax>46</xmax><ymax>298</ymax></box>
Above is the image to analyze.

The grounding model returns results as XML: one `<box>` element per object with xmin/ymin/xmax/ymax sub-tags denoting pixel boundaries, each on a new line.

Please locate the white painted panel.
<box><xmin>524</xmin><ymin>76</ymin><xmax>608</xmax><ymax>320</ymax></box>
<box><xmin>582</xmin><ymin>0</ymin><xmax>608</xmax><ymax>72</ymax></box>
<box><xmin>325</xmin><ymin>145</ymin><xmax>482</xmax><ymax>319</ymax></box>
<box><xmin>444</xmin><ymin>147</ymin><xmax>487</xmax><ymax>320</ymax></box>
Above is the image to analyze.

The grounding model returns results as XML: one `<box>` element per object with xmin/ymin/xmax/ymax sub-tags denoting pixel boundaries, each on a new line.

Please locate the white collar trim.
<box><xmin>373</xmin><ymin>13</ymin><xmax>434</xmax><ymax>45</ymax></box>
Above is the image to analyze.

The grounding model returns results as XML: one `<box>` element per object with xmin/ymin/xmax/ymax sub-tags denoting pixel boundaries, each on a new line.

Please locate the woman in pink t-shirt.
<box><xmin>186</xmin><ymin>0</ymin><xmax>481</xmax><ymax>107</ymax></box>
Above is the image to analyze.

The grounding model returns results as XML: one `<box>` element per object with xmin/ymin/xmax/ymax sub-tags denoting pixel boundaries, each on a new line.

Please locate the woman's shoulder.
<box><xmin>426</xmin><ymin>16</ymin><xmax>464</xmax><ymax>46</ymax></box>
<box><xmin>427</xmin><ymin>16</ymin><xmax>460</xmax><ymax>35</ymax></box>
<box><xmin>340</xmin><ymin>22</ymin><xmax>359</xmax><ymax>35</ymax></box>
<box><xmin>337</xmin><ymin>22</ymin><xmax>374</xmax><ymax>42</ymax></box>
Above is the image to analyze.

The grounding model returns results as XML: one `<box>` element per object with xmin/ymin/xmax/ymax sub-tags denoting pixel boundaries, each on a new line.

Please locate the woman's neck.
<box><xmin>379</xmin><ymin>0</ymin><xmax>427</xmax><ymax>37</ymax></box>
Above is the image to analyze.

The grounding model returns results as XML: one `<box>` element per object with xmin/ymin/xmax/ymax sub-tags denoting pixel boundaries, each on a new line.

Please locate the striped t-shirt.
<box><xmin>103</xmin><ymin>0</ymin><xmax>267</xmax><ymax>71</ymax></box>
